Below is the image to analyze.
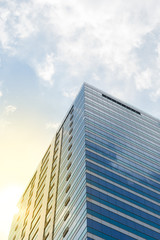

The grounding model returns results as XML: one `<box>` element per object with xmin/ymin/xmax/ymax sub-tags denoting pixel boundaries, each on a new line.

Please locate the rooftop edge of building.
<box><xmin>83</xmin><ymin>82</ymin><xmax>160</xmax><ymax>124</ymax></box>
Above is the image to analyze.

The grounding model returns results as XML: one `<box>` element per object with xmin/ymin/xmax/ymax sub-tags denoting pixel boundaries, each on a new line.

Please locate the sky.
<box><xmin>1</xmin><ymin>0</ymin><xmax>160</xmax><ymax>239</ymax></box>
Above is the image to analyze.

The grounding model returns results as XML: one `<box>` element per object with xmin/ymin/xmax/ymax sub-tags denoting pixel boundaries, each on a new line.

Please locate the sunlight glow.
<box><xmin>0</xmin><ymin>185</ymin><xmax>23</xmax><ymax>238</ymax></box>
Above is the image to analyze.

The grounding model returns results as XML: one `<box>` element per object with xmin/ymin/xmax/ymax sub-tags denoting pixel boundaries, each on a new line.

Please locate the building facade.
<box><xmin>9</xmin><ymin>83</ymin><xmax>160</xmax><ymax>240</ymax></box>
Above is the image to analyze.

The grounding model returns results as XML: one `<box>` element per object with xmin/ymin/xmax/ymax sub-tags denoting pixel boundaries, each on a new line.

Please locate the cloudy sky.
<box><xmin>1</xmin><ymin>0</ymin><xmax>160</xmax><ymax>239</ymax></box>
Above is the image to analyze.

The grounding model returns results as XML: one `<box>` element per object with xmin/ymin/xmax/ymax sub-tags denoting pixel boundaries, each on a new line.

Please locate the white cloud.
<box><xmin>110</xmin><ymin>89</ymin><xmax>126</xmax><ymax>101</ymax></box>
<box><xmin>1</xmin><ymin>1</ymin><xmax>160</xmax><ymax>66</ymax></box>
<box><xmin>156</xmin><ymin>42</ymin><xmax>160</xmax><ymax>70</ymax></box>
<box><xmin>135</xmin><ymin>69</ymin><xmax>152</xmax><ymax>91</ymax></box>
<box><xmin>34</xmin><ymin>53</ymin><xmax>55</xmax><ymax>86</ymax></box>
<box><xmin>92</xmin><ymin>73</ymin><xmax>100</xmax><ymax>82</ymax></box>
<box><xmin>1</xmin><ymin>0</ymin><xmax>160</xmax><ymax>103</ymax></box>
<box><xmin>13</xmin><ymin>4</ymin><xmax>37</xmax><ymax>39</ymax></box>
<box><xmin>45</xmin><ymin>122</ymin><xmax>59</xmax><ymax>130</ymax></box>
<box><xmin>5</xmin><ymin>105</ymin><xmax>17</xmax><ymax>114</ymax></box>
<box><xmin>50</xmin><ymin>0</ymin><xmax>159</xmax><ymax>77</ymax></box>
<box><xmin>62</xmin><ymin>87</ymin><xmax>79</xmax><ymax>99</ymax></box>
<box><xmin>150</xmin><ymin>88</ymin><xmax>160</xmax><ymax>102</ymax></box>
<box><xmin>0</xmin><ymin>91</ymin><xmax>2</xmax><ymax>97</ymax></box>
<box><xmin>0</xmin><ymin>7</ymin><xmax>10</xmax><ymax>49</ymax></box>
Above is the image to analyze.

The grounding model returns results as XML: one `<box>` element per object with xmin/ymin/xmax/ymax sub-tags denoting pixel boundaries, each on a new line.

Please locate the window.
<box><xmin>64</xmin><ymin>211</ymin><xmax>69</xmax><ymax>221</ymax></box>
<box><xmin>31</xmin><ymin>216</ymin><xmax>40</xmax><ymax>232</ymax></box>
<box><xmin>69</xmin><ymin>128</ymin><xmax>73</xmax><ymax>135</ymax></box>
<box><xmin>69</xmin><ymin>121</ymin><xmax>73</xmax><ymax>128</ymax></box>
<box><xmin>54</xmin><ymin>147</ymin><xmax>58</xmax><ymax>155</ymax></box>
<box><xmin>35</xmin><ymin>184</ymin><xmax>45</xmax><ymax>205</ymax></box>
<box><xmin>49</xmin><ymin>187</ymin><xmax>54</xmax><ymax>198</ymax></box>
<box><xmin>66</xmin><ymin>173</ymin><xmax>71</xmax><ymax>181</ymax></box>
<box><xmin>44</xmin><ymin>233</ymin><xmax>49</xmax><ymax>240</ymax></box>
<box><xmin>46</xmin><ymin>206</ymin><xmax>52</xmax><ymax>215</ymax></box>
<box><xmin>23</xmin><ymin>218</ymin><xmax>28</xmax><ymax>227</ymax></box>
<box><xmin>37</xmin><ymin>175</ymin><xmax>46</xmax><ymax>192</ymax></box>
<box><xmin>50</xmin><ymin>179</ymin><xmax>55</xmax><ymax>189</ymax></box>
<box><xmin>68</xmin><ymin>144</ymin><xmax>72</xmax><ymax>151</ymax></box>
<box><xmin>70</xmin><ymin>115</ymin><xmax>73</xmax><ymax>121</ymax></box>
<box><xmin>64</xmin><ymin>197</ymin><xmax>70</xmax><ymax>206</ymax></box>
<box><xmin>67</xmin><ymin>153</ymin><xmax>72</xmax><ymax>160</ymax></box>
<box><xmin>56</xmin><ymin>132</ymin><xmax>60</xmax><ymax>140</ymax></box>
<box><xmin>65</xmin><ymin>184</ymin><xmax>71</xmax><ymax>193</ymax></box>
<box><xmin>15</xmin><ymin>225</ymin><xmax>18</xmax><ymax>231</ymax></box>
<box><xmin>51</xmin><ymin>172</ymin><xmax>55</xmax><ymax>180</ymax></box>
<box><xmin>47</xmin><ymin>193</ymin><xmax>53</xmax><ymax>204</ymax></box>
<box><xmin>52</xmin><ymin>164</ymin><xmax>57</xmax><ymax>172</ymax></box>
<box><xmin>69</xmin><ymin>136</ymin><xmax>72</xmax><ymax>142</ymax></box>
<box><xmin>55</xmin><ymin>140</ymin><xmax>59</xmax><ymax>147</ymax></box>
<box><xmin>42</xmin><ymin>149</ymin><xmax>50</xmax><ymax>164</ymax></box>
<box><xmin>39</xmin><ymin>164</ymin><xmax>48</xmax><ymax>180</ymax></box>
<box><xmin>70</xmin><ymin>106</ymin><xmax>74</xmax><ymax>114</ymax></box>
<box><xmin>32</xmin><ymin>205</ymin><xmax>42</xmax><ymax>224</ymax></box>
<box><xmin>63</xmin><ymin>227</ymin><xmax>69</xmax><ymax>238</ymax></box>
<box><xmin>30</xmin><ymin>228</ymin><xmax>39</xmax><ymax>240</ymax></box>
<box><xmin>21</xmin><ymin>231</ymin><xmax>25</xmax><ymax>240</ymax></box>
<box><xmin>39</xmin><ymin>168</ymin><xmax>47</xmax><ymax>183</ymax></box>
<box><xmin>34</xmin><ymin>194</ymin><xmax>44</xmax><ymax>211</ymax></box>
<box><xmin>67</xmin><ymin>162</ymin><xmax>71</xmax><ymax>170</ymax></box>
<box><xmin>44</xmin><ymin>219</ymin><xmax>51</xmax><ymax>234</ymax></box>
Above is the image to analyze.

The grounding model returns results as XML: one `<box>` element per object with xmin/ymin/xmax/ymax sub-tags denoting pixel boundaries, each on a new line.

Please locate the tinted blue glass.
<box><xmin>86</xmin><ymin>141</ymin><xmax>160</xmax><ymax>182</ymax></box>
<box><xmin>86</xmin><ymin>193</ymin><xmax>160</xmax><ymax>228</ymax></box>
<box><xmin>86</xmin><ymin>150</ymin><xmax>160</xmax><ymax>190</ymax></box>
<box><xmin>86</xmin><ymin>161</ymin><xmax>160</xmax><ymax>201</ymax></box>
<box><xmin>85</xmin><ymin>111</ymin><xmax>160</xmax><ymax>154</ymax></box>
<box><xmin>85</xmin><ymin>127</ymin><xmax>160</xmax><ymax>167</ymax></box>
<box><xmin>87</xmin><ymin>219</ymin><xmax>136</xmax><ymax>240</ymax></box>
<box><xmin>87</xmin><ymin>202</ymin><xmax>159</xmax><ymax>239</ymax></box>
<box><xmin>86</xmin><ymin>174</ymin><xmax>159</xmax><ymax>212</ymax></box>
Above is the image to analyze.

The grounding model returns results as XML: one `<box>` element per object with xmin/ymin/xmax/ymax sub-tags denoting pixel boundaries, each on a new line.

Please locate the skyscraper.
<box><xmin>9</xmin><ymin>83</ymin><xmax>160</xmax><ymax>240</ymax></box>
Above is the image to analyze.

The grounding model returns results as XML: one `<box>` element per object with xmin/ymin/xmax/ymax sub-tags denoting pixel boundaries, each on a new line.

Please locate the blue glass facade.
<box><xmin>9</xmin><ymin>83</ymin><xmax>160</xmax><ymax>240</ymax></box>
<box><xmin>84</xmin><ymin>84</ymin><xmax>160</xmax><ymax>240</ymax></box>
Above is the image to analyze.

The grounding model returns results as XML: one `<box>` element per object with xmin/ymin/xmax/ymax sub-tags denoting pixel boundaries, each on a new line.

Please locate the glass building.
<box><xmin>8</xmin><ymin>83</ymin><xmax>160</xmax><ymax>240</ymax></box>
